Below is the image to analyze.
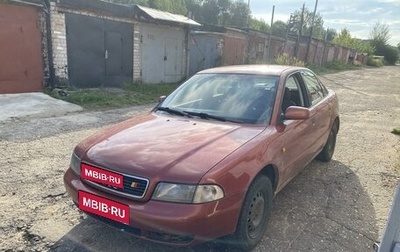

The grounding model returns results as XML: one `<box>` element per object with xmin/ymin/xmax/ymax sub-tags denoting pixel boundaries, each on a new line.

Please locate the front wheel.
<box><xmin>316</xmin><ymin>126</ymin><xmax>337</xmax><ymax>162</ymax></box>
<box><xmin>233</xmin><ymin>175</ymin><xmax>273</xmax><ymax>251</ymax></box>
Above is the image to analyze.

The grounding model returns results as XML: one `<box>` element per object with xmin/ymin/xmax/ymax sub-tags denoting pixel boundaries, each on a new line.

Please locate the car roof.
<box><xmin>197</xmin><ymin>65</ymin><xmax>308</xmax><ymax>76</ymax></box>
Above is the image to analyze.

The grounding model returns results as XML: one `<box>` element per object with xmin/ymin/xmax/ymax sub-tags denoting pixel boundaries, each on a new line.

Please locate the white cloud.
<box><xmin>249</xmin><ymin>0</ymin><xmax>400</xmax><ymax>45</ymax></box>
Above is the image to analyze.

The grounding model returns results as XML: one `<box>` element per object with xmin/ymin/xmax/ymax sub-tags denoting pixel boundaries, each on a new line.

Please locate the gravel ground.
<box><xmin>0</xmin><ymin>66</ymin><xmax>399</xmax><ymax>252</ymax></box>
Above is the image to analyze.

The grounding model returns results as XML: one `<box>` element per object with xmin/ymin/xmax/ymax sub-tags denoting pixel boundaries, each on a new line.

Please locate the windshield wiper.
<box><xmin>183</xmin><ymin>111</ymin><xmax>243</xmax><ymax>123</ymax></box>
<box><xmin>155</xmin><ymin>107</ymin><xmax>191</xmax><ymax>117</ymax></box>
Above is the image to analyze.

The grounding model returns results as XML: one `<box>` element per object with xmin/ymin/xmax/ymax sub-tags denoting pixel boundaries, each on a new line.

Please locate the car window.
<box><xmin>284</xmin><ymin>74</ymin><xmax>304</xmax><ymax>107</ymax></box>
<box><xmin>161</xmin><ymin>73</ymin><xmax>279</xmax><ymax>124</ymax></box>
<box><xmin>285</xmin><ymin>76</ymin><xmax>298</xmax><ymax>90</ymax></box>
<box><xmin>301</xmin><ymin>71</ymin><xmax>326</xmax><ymax>106</ymax></box>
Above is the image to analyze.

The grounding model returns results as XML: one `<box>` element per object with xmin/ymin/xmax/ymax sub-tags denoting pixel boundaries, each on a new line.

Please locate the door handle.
<box><xmin>105</xmin><ymin>50</ymin><xmax>108</xmax><ymax>59</ymax></box>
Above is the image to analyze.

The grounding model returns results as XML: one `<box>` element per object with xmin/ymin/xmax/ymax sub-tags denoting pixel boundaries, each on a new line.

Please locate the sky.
<box><xmin>249</xmin><ymin>0</ymin><xmax>400</xmax><ymax>46</ymax></box>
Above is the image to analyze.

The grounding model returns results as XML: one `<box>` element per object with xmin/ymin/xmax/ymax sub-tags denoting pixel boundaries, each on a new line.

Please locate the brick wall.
<box><xmin>38</xmin><ymin>11</ymin><xmax>50</xmax><ymax>81</ymax></box>
<box><xmin>133</xmin><ymin>28</ymin><xmax>141</xmax><ymax>80</ymax></box>
<box><xmin>50</xmin><ymin>2</ymin><xmax>68</xmax><ymax>81</ymax></box>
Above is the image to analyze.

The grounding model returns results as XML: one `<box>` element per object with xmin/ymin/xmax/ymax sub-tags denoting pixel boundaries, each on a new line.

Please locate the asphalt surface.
<box><xmin>0</xmin><ymin>92</ymin><xmax>82</xmax><ymax>122</ymax></box>
<box><xmin>0</xmin><ymin>66</ymin><xmax>399</xmax><ymax>252</ymax></box>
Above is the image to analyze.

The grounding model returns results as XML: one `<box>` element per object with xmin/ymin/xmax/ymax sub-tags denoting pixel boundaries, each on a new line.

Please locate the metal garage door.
<box><xmin>65</xmin><ymin>13</ymin><xmax>133</xmax><ymax>88</ymax></box>
<box><xmin>0</xmin><ymin>4</ymin><xmax>44</xmax><ymax>94</ymax></box>
<box><xmin>189</xmin><ymin>34</ymin><xmax>221</xmax><ymax>76</ymax></box>
<box><xmin>141</xmin><ymin>25</ymin><xmax>184</xmax><ymax>83</ymax></box>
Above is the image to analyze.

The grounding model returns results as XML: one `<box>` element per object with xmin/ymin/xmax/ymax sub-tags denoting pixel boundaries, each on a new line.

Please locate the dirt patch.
<box><xmin>0</xmin><ymin>66</ymin><xmax>399</xmax><ymax>252</ymax></box>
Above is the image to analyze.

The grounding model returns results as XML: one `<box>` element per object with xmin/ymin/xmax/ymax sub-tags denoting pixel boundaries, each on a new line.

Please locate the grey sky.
<box><xmin>249</xmin><ymin>0</ymin><xmax>400</xmax><ymax>46</ymax></box>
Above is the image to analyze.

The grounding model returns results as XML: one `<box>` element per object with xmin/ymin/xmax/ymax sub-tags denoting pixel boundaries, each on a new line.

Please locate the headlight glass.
<box><xmin>193</xmin><ymin>185</ymin><xmax>224</xmax><ymax>203</ymax></box>
<box><xmin>70</xmin><ymin>152</ymin><xmax>81</xmax><ymax>175</ymax></box>
<box><xmin>152</xmin><ymin>183</ymin><xmax>196</xmax><ymax>203</ymax></box>
<box><xmin>152</xmin><ymin>183</ymin><xmax>224</xmax><ymax>204</ymax></box>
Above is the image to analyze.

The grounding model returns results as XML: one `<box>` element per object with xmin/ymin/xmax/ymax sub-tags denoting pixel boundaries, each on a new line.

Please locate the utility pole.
<box><xmin>305</xmin><ymin>0</ymin><xmax>318</xmax><ymax>63</ymax></box>
<box><xmin>300</xmin><ymin>3</ymin><xmax>305</xmax><ymax>37</ymax></box>
<box><xmin>247</xmin><ymin>0</ymin><xmax>250</xmax><ymax>28</ymax></box>
<box><xmin>267</xmin><ymin>5</ymin><xmax>275</xmax><ymax>60</ymax></box>
<box><xmin>296</xmin><ymin>3</ymin><xmax>305</xmax><ymax>58</ymax></box>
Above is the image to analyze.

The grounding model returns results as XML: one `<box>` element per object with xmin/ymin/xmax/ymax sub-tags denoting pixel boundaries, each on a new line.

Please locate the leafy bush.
<box><xmin>322</xmin><ymin>60</ymin><xmax>361</xmax><ymax>71</ymax></box>
<box><xmin>308</xmin><ymin>60</ymin><xmax>360</xmax><ymax>74</ymax></box>
<box><xmin>326</xmin><ymin>60</ymin><xmax>349</xmax><ymax>70</ymax></box>
<box><xmin>381</xmin><ymin>46</ymin><xmax>400</xmax><ymax>65</ymax></box>
<box><xmin>371</xmin><ymin>40</ymin><xmax>400</xmax><ymax>65</ymax></box>
<box><xmin>353</xmin><ymin>60</ymin><xmax>363</xmax><ymax>66</ymax></box>
<box><xmin>367</xmin><ymin>56</ymin><xmax>384</xmax><ymax>67</ymax></box>
<box><xmin>275</xmin><ymin>53</ymin><xmax>305</xmax><ymax>67</ymax></box>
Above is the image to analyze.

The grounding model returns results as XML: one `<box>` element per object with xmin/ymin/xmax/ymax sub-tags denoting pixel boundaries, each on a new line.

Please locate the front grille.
<box><xmin>123</xmin><ymin>176</ymin><xmax>148</xmax><ymax>197</ymax></box>
<box><xmin>82</xmin><ymin>163</ymin><xmax>149</xmax><ymax>199</ymax></box>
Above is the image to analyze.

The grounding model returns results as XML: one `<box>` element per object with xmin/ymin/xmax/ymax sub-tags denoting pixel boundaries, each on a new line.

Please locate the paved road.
<box><xmin>1</xmin><ymin>66</ymin><xmax>399</xmax><ymax>252</ymax></box>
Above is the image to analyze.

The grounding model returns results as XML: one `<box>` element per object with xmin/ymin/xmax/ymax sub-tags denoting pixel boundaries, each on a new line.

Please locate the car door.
<box><xmin>273</xmin><ymin>72</ymin><xmax>316</xmax><ymax>186</ymax></box>
<box><xmin>300</xmin><ymin>70</ymin><xmax>332</xmax><ymax>156</ymax></box>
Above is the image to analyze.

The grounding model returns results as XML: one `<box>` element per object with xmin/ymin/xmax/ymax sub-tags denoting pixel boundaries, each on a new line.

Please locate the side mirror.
<box><xmin>284</xmin><ymin>106</ymin><xmax>310</xmax><ymax>120</ymax></box>
<box><xmin>158</xmin><ymin>95</ymin><xmax>166</xmax><ymax>103</ymax></box>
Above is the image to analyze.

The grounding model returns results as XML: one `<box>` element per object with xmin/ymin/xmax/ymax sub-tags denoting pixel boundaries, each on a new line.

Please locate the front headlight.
<box><xmin>152</xmin><ymin>183</ymin><xmax>196</xmax><ymax>203</ymax></box>
<box><xmin>152</xmin><ymin>182</ymin><xmax>224</xmax><ymax>204</ymax></box>
<box><xmin>70</xmin><ymin>152</ymin><xmax>81</xmax><ymax>175</ymax></box>
<box><xmin>193</xmin><ymin>185</ymin><xmax>224</xmax><ymax>203</ymax></box>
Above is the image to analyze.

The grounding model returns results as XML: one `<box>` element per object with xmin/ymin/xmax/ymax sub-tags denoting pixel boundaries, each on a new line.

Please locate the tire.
<box><xmin>233</xmin><ymin>175</ymin><xmax>273</xmax><ymax>251</ymax></box>
<box><xmin>316</xmin><ymin>125</ymin><xmax>337</xmax><ymax>162</ymax></box>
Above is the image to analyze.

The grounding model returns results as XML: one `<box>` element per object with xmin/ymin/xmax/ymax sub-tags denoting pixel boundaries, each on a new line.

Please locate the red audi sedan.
<box><xmin>64</xmin><ymin>65</ymin><xmax>339</xmax><ymax>250</ymax></box>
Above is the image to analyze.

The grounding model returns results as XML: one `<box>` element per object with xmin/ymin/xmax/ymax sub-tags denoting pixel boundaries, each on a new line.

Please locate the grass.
<box><xmin>392</xmin><ymin>127</ymin><xmax>400</xmax><ymax>135</ymax></box>
<box><xmin>47</xmin><ymin>82</ymin><xmax>180</xmax><ymax>110</ymax></box>
<box><xmin>309</xmin><ymin>60</ymin><xmax>362</xmax><ymax>75</ymax></box>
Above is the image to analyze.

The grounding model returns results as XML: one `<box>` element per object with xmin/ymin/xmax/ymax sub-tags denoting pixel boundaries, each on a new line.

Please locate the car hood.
<box><xmin>79</xmin><ymin>113</ymin><xmax>264</xmax><ymax>184</ymax></box>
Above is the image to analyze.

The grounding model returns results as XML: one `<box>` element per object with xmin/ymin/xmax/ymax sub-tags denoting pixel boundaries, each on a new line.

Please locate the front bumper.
<box><xmin>63</xmin><ymin>168</ymin><xmax>245</xmax><ymax>246</ymax></box>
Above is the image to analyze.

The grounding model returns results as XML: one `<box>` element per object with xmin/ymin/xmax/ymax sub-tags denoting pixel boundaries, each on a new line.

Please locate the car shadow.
<box><xmin>50</xmin><ymin>159</ymin><xmax>378</xmax><ymax>252</ymax></box>
<box><xmin>260</xmin><ymin>159</ymin><xmax>379</xmax><ymax>251</ymax></box>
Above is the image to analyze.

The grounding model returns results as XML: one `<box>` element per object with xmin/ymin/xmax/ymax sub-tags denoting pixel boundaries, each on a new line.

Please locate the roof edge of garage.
<box><xmin>53</xmin><ymin>0</ymin><xmax>134</xmax><ymax>19</ymax></box>
<box><xmin>7</xmin><ymin>0</ymin><xmax>43</xmax><ymax>7</ymax></box>
<box><xmin>134</xmin><ymin>5</ymin><xmax>201</xmax><ymax>26</ymax></box>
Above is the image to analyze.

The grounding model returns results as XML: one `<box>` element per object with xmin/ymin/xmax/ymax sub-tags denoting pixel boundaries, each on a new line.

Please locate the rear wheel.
<box><xmin>233</xmin><ymin>175</ymin><xmax>273</xmax><ymax>251</ymax></box>
<box><xmin>316</xmin><ymin>125</ymin><xmax>337</xmax><ymax>162</ymax></box>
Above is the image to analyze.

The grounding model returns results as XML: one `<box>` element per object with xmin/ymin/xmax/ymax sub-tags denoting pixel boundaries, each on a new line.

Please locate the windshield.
<box><xmin>159</xmin><ymin>73</ymin><xmax>279</xmax><ymax>124</ymax></box>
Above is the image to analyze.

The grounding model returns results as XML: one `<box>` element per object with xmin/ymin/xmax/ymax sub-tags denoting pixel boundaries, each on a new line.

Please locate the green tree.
<box><xmin>228</xmin><ymin>1</ymin><xmax>249</xmax><ymax>27</ymax></box>
<box><xmin>370</xmin><ymin>21</ymin><xmax>390</xmax><ymax>45</ymax></box>
<box><xmin>325</xmin><ymin>28</ymin><xmax>336</xmax><ymax>42</ymax></box>
<box><xmin>380</xmin><ymin>45</ymin><xmax>399</xmax><ymax>65</ymax></box>
<box><xmin>332</xmin><ymin>28</ymin><xmax>374</xmax><ymax>54</ymax></box>
<box><xmin>332</xmin><ymin>28</ymin><xmax>352</xmax><ymax>47</ymax></box>
<box><xmin>148</xmin><ymin>0</ymin><xmax>187</xmax><ymax>14</ymax></box>
<box><xmin>186</xmin><ymin>0</ymin><xmax>203</xmax><ymax>20</ymax></box>
<box><xmin>289</xmin><ymin>7</ymin><xmax>325</xmax><ymax>39</ymax></box>
<box><xmin>369</xmin><ymin>22</ymin><xmax>398</xmax><ymax>65</ymax></box>
<box><xmin>185</xmin><ymin>0</ymin><xmax>251</xmax><ymax>27</ymax></box>
<box><xmin>249</xmin><ymin>17</ymin><xmax>270</xmax><ymax>32</ymax></box>
<box><xmin>271</xmin><ymin>21</ymin><xmax>287</xmax><ymax>37</ymax></box>
<box><xmin>201</xmin><ymin>0</ymin><xmax>220</xmax><ymax>24</ymax></box>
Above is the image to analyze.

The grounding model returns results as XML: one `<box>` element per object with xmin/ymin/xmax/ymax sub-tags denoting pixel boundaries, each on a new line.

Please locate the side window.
<box><xmin>282</xmin><ymin>74</ymin><xmax>305</xmax><ymax>112</ymax></box>
<box><xmin>301</xmin><ymin>71</ymin><xmax>326</xmax><ymax>106</ymax></box>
